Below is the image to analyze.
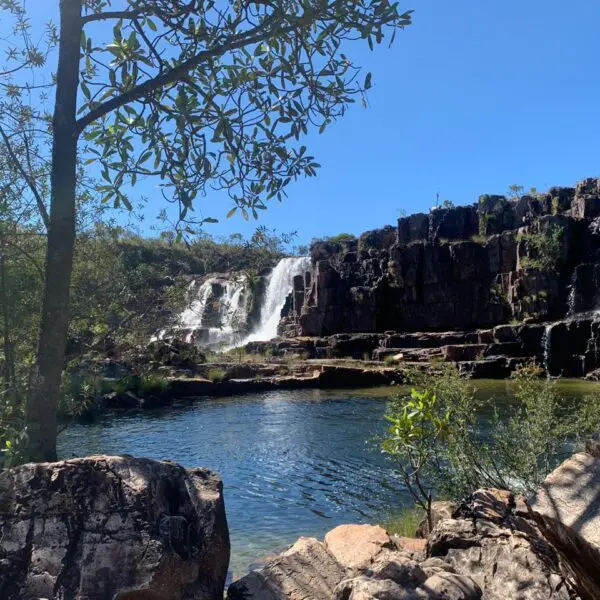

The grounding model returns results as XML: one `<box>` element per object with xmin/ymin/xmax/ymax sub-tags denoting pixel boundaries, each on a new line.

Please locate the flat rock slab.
<box><xmin>325</xmin><ymin>524</ymin><xmax>391</xmax><ymax>571</ymax></box>
<box><xmin>529</xmin><ymin>452</ymin><xmax>600</xmax><ymax>547</ymax></box>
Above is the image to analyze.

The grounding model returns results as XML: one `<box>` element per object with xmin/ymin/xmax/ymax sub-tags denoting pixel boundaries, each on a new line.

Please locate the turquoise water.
<box><xmin>57</xmin><ymin>381</ymin><xmax>598</xmax><ymax>580</ymax></box>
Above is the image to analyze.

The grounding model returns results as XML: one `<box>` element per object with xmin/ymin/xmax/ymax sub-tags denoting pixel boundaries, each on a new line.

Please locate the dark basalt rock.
<box><xmin>267</xmin><ymin>177</ymin><xmax>600</xmax><ymax>378</ymax></box>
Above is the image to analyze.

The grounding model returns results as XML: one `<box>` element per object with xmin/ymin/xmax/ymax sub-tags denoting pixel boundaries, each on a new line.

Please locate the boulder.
<box><xmin>420</xmin><ymin>557</ymin><xmax>456</xmax><ymax>579</ymax></box>
<box><xmin>0</xmin><ymin>455</ymin><xmax>229</xmax><ymax>600</ymax></box>
<box><xmin>367</xmin><ymin>550</ymin><xmax>428</xmax><ymax>587</ymax></box>
<box><xmin>228</xmin><ymin>537</ymin><xmax>346</xmax><ymax>600</ymax></box>
<box><xmin>528</xmin><ymin>451</ymin><xmax>600</xmax><ymax>600</ymax></box>
<box><xmin>333</xmin><ymin>575</ymin><xmax>414</xmax><ymax>600</ymax></box>
<box><xmin>427</xmin><ymin>489</ymin><xmax>574</xmax><ymax>600</ymax></box>
<box><xmin>416</xmin><ymin>501</ymin><xmax>457</xmax><ymax>538</ymax></box>
<box><xmin>146</xmin><ymin>338</ymin><xmax>206</xmax><ymax>368</ymax></box>
<box><xmin>325</xmin><ymin>524</ymin><xmax>391</xmax><ymax>571</ymax></box>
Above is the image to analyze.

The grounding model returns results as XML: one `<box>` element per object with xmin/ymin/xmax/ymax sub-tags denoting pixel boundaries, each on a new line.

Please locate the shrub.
<box><xmin>138</xmin><ymin>373</ymin><xmax>170</xmax><ymax>395</ymax></box>
<box><xmin>519</xmin><ymin>223</ymin><xmax>564</xmax><ymax>270</ymax></box>
<box><xmin>381</xmin><ymin>363</ymin><xmax>600</xmax><ymax>526</ymax></box>
<box><xmin>328</xmin><ymin>233</ymin><xmax>356</xmax><ymax>244</ymax></box>
<box><xmin>102</xmin><ymin>372</ymin><xmax>170</xmax><ymax>396</ymax></box>
<box><xmin>381</xmin><ymin>385</ymin><xmax>451</xmax><ymax>528</ymax></box>
<box><xmin>384</xmin><ymin>355</ymin><xmax>399</xmax><ymax>366</ymax></box>
<box><xmin>207</xmin><ymin>368</ymin><xmax>227</xmax><ymax>383</ymax></box>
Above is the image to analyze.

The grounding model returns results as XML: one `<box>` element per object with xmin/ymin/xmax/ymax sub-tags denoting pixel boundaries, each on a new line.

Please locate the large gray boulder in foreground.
<box><xmin>0</xmin><ymin>455</ymin><xmax>230</xmax><ymax>600</ymax></box>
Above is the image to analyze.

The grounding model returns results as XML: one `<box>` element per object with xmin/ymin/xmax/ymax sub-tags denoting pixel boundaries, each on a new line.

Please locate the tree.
<box><xmin>0</xmin><ymin>0</ymin><xmax>412</xmax><ymax>460</ymax></box>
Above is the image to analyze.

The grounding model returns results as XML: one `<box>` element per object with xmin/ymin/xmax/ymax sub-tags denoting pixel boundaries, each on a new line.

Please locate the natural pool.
<box><xmin>57</xmin><ymin>379</ymin><xmax>598</xmax><ymax>580</ymax></box>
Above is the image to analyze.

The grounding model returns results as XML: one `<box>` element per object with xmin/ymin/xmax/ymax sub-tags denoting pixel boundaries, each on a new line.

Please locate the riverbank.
<box><xmin>229</xmin><ymin>436</ymin><xmax>600</xmax><ymax>599</ymax></box>
<box><xmin>9</xmin><ymin>437</ymin><xmax>600</xmax><ymax>599</ymax></box>
<box><xmin>84</xmin><ymin>347</ymin><xmax>600</xmax><ymax>417</ymax></box>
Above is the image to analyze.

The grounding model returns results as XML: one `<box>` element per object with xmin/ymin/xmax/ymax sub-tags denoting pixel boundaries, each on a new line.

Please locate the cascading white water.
<box><xmin>155</xmin><ymin>256</ymin><xmax>310</xmax><ymax>348</ymax></box>
<box><xmin>542</xmin><ymin>323</ymin><xmax>553</xmax><ymax>374</ymax></box>
<box><xmin>244</xmin><ymin>256</ymin><xmax>311</xmax><ymax>343</ymax></box>
<box><xmin>167</xmin><ymin>276</ymin><xmax>249</xmax><ymax>347</ymax></box>
<box><xmin>566</xmin><ymin>270</ymin><xmax>578</xmax><ymax>317</ymax></box>
<box><xmin>178</xmin><ymin>279</ymin><xmax>215</xmax><ymax>341</ymax></box>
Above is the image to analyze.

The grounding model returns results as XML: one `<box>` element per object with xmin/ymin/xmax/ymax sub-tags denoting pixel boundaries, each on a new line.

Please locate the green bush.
<box><xmin>328</xmin><ymin>233</ymin><xmax>356</xmax><ymax>244</ymax></box>
<box><xmin>138</xmin><ymin>373</ymin><xmax>170</xmax><ymax>395</ymax></box>
<box><xmin>207</xmin><ymin>368</ymin><xmax>227</xmax><ymax>383</ymax></box>
<box><xmin>520</xmin><ymin>223</ymin><xmax>564</xmax><ymax>270</ymax></box>
<box><xmin>102</xmin><ymin>372</ymin><xmax>170</xmax><ymax>396</ymax></box>
<box><xmin>381</xmin><ymin>364</ymin><xmax>600</xmax><ymax>525</ymax></box>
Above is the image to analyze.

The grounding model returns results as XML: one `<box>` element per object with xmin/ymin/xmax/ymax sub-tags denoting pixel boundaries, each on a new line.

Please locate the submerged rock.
<box><xmin>0</xmin><ymin>455</ymin><xmax>229</xmax><ymax>600</ymax></box>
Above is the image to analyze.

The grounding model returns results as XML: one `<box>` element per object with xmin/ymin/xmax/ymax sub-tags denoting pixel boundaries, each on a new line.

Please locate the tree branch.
<box><xmin>82</xmin><ymin>10</ymin><xmax>141</xmax><ymax>24</ymax></box>
<box><xmin>0</xmin><ymin>125</ymin><xmax>50</xmax><ymax>230</ymax></box>
<box><xmin>76</xmin><ymin>11</ymin><xmax>291</xmax><ymax>133</ymax></box>
<box><xmin>2</xmin><ymin>238</ymin><xmax>44</xmax><ymax>279</ymax></box>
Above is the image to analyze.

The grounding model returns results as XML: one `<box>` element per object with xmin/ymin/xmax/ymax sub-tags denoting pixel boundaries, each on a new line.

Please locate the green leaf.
<box><xmin>226</xmin><ymin>207</ymin><xmax>238</xmax><ymax>219</ymax></box>
<box><xmin>364</xmin><ymin>72</ymin><xmax>372</xmax><ymax>90</ymax></box>
<box><xmin>81</xmin><ymin>81</ymin><xmax>91</xmax><ymax>99</ymax></box>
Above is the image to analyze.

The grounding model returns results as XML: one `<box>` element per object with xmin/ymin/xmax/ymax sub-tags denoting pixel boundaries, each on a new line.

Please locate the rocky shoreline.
<box><xmin>2</xmin><ymin>441</ymin><xmax>600</xmax><ymax>599</ymax></box>
<box><xmin>229</xmin><ymin>441</ymin><xmax>600</xmax><ymax>600</ymax></box>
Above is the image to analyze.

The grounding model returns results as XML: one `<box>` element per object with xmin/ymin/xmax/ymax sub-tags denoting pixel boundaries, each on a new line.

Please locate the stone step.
<box><xmin>383</xmin><ymin>330</ymin><xmax>493</xmax><ymax>349</ymax></box>
<box><xmin>443</xmin><ymin>342</ymin><xmax>528</xmax><ymax>362</ymax></box>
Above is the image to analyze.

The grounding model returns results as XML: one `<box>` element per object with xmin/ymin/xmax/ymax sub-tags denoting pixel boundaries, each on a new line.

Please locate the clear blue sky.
<box><xmin>20</xmin><ymin>1</ymin><xmax>600</xmax><ymax>244</ymax></box>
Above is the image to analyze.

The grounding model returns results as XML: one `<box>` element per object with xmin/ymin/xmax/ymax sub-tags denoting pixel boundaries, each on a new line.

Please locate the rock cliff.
<box><xmin>280</xmin><ymin>179</ymin><xmax>600</xmax><ymax>339</ymax></box>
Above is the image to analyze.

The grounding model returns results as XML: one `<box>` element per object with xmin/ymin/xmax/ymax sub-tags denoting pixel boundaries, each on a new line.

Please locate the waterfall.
<box><xmin>244</xmin><ymin>256</ymin><xmax>310</xmax><ymax>343</ymax></box>
<box><xmin>156</xmin><ymin>256</ymin><xmax>310</xmax><ymax>348</ymax></box>
<box><xmin>542</xmin><ymin>323</ymin><xmax>553</xmax><ymax>375</ymax></box>
<box><xmin>171</xmin><ymin>276</ymin><xmax>249</xmax><ymax>347</ymax></box>
<box><xmin>566</xmin><ymin>271</ymin><xmax>577</xmax><ymax>317</ymax></box>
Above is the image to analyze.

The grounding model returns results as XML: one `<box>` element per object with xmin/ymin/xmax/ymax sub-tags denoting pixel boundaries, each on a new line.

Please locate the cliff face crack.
<box><xmin>52</xmin><ymin>512</ymin><xmax>85</xmax><ymax>597</ymax></box>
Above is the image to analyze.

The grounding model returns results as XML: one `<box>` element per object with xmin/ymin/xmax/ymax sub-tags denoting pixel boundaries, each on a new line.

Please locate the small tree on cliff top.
<box><xmin>0</xmin><ymin>0</ymin><xmax>412</xmax><ymax>460</ymax></box>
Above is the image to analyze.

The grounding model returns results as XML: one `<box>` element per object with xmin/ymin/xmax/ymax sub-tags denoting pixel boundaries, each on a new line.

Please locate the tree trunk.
<box><xmin>25</xmin><ymin>0</ymin><xmax>82</xmax><ymax>462</ymax></box>
<box><xmin>0</xmin><ymin>235</ymin><xmax>15</xmax><ymax>393</ymax></box>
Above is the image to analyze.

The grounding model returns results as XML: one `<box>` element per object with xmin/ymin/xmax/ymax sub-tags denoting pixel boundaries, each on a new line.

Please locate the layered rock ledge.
<box><xmin>0</xmin><ymin>455</ymin><xmax>230</xmax><ymax>600</ymax></box>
